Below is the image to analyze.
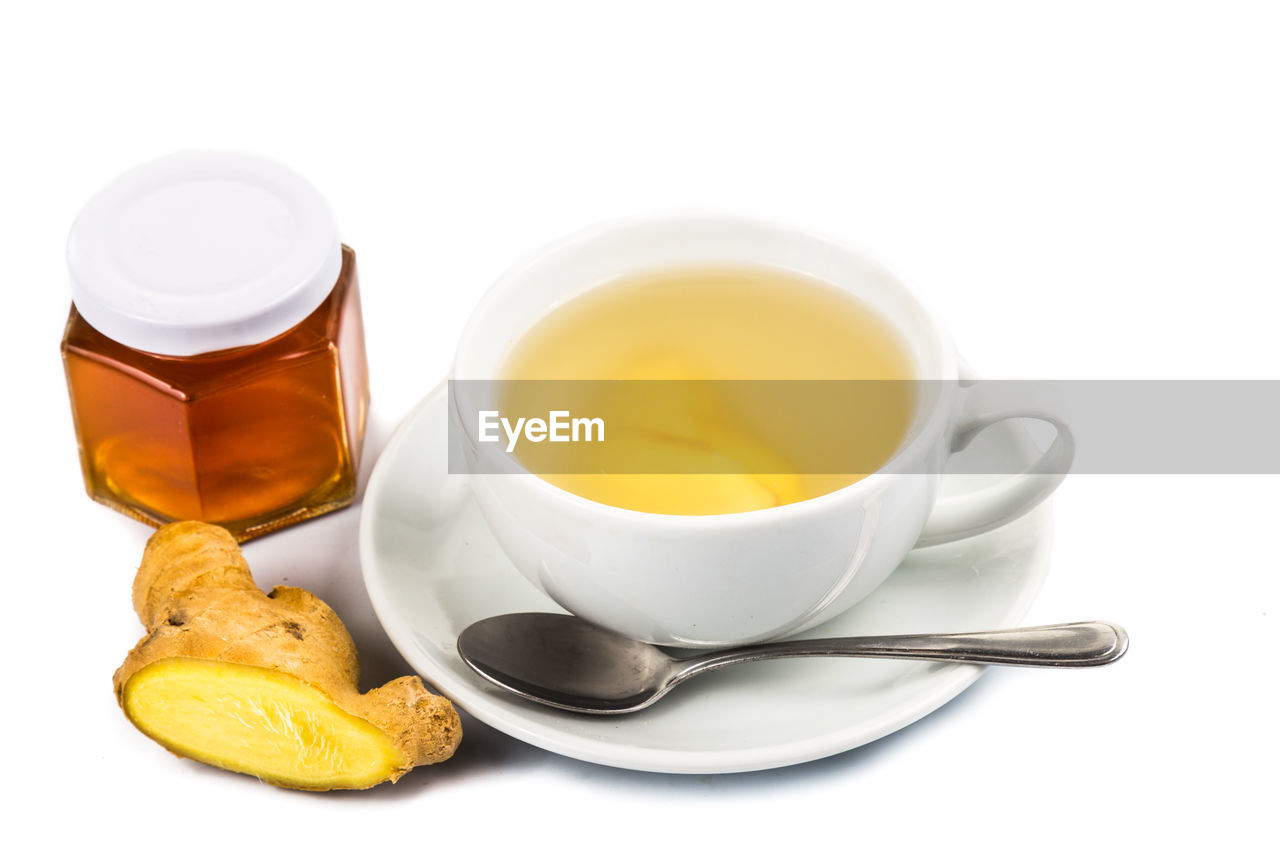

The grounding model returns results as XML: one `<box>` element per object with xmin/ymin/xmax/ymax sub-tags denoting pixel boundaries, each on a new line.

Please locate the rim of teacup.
<box><xmin>452</xmin><ymin>211</ymin><xmax>961</xmax><ymax>526</ymax></box>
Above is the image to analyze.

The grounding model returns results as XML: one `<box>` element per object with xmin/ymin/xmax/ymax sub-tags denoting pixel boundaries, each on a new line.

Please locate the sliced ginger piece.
<box><xmin>114</xmin><ymin>521</ymin><xmax>460</xmax><ymax>790</ymax></box>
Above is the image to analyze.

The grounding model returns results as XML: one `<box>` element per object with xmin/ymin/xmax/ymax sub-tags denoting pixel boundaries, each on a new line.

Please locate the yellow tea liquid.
<box><xmin>498</xmin><ymin>265</ymin><xmax>917</xmax><ymax>514</ymax></box>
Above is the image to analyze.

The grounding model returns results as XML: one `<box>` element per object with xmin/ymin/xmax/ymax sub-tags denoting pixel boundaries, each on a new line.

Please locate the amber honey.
<box><xmin>62</xmin><ymin>247</ymin><xmax>369</xmax><ymax>540</ymax></box>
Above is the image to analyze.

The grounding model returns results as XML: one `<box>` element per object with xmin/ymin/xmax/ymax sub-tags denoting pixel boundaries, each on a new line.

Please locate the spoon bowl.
<box><xmin>457</xmin><ymin>613</ymin><xmax>1128</xmax><ymax>714</ymax></box>
<box><xmin>457</xmin><ymin>612</ymin><xmax>677</xmax><ymax>713</ymax></box>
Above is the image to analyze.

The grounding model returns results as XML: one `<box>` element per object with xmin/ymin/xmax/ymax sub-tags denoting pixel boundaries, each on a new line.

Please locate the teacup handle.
<box><xmin>916</xmin><ymin>387</ymin><xmax>1074</xmax><ymax>547</ymax></box>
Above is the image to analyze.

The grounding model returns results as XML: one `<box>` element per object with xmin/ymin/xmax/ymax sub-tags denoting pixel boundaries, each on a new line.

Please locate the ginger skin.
<box><xmin>113</xmin><ymin>521</ymin><xmax>460</xmax><ymax>790</ymax></box>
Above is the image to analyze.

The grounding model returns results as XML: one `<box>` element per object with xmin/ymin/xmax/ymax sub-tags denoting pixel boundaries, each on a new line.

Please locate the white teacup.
<box><xmin>452</xmin><ymin>215</ymin><xmax>1071</xmax><ymax>647</ymax></box>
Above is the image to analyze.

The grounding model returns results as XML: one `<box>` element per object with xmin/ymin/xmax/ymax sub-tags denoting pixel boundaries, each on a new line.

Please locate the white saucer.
<box><xmin>359</xmin><ymin>383</ymin><xmax>1053</xmax><ymax>774</ymax></box>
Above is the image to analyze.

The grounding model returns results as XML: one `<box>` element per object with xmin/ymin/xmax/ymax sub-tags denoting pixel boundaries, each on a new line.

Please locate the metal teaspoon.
<box><xmin>456</xmin><ymin>613</ymin><xmax>1128</xmax><ymax>714</ymax></box>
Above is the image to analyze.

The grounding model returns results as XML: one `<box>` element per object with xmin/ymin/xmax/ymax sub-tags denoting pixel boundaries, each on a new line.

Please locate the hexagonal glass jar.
<box><xmin>60</xmin><ymin>153</ymin><xmax>369</xmax><ymax>540</ymax></box>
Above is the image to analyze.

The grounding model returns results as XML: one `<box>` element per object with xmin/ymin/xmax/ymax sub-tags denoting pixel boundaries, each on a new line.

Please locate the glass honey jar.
<box><xmin>61</xmin><ymin>152</ymin><xmax>369</xmax><ymax>541</ymax></box>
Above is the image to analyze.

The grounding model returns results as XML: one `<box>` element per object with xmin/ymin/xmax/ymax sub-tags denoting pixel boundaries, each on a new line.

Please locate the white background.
<box><xmin>3</xmin><ymin>1</ymin><xmax>1277</xmax><ymax>849</ymax></box>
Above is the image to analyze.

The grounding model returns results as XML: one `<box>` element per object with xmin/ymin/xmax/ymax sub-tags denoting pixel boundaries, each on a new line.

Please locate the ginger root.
<box><xmin>113</xmin><ymin>521</ymin><xmax>461</xmax><ymax>790</ymax></box>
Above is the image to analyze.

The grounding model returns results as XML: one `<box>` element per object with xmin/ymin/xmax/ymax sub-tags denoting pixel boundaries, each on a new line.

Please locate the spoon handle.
<box><xmin>680</xmin><ymin>621</ymin><xmax>1127</xmax><ymax>679</ymax></box>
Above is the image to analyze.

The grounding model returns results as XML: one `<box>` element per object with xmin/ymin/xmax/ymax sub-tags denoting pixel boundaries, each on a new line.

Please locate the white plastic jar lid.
<box><xmin>67</xmin><ymin>151</ymin><xmax>343</xmax><ymax>356</ymax></box>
